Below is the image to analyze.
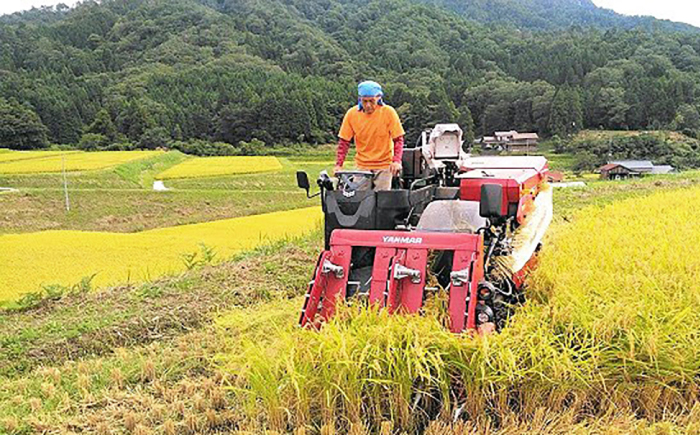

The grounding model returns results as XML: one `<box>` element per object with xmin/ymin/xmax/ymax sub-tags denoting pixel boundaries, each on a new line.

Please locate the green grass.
<box><xmin>113</xmin><ymin>150</ymin><xmax>189</xmax><ymax>187</ymax></box>
<box><xmin>537</xmin><ymin>139</ymin><xmax>577</xmax><ymax>172</ymax></box>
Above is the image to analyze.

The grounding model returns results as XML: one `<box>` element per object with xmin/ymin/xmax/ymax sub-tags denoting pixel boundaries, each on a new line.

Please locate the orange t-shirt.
<box><xmin>338</xmin><ymin>105</ymin><xmax>405</xmax><ymax>170</ymax></box>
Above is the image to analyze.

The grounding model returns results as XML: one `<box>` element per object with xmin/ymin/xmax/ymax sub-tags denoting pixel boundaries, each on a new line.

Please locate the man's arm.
<box><xmin>392</xmin><ymin>136</ymin><xmax>404</xmax><ymax>163</ymax></box>
<box><xmin>390</xmin><ymin>135</ymin><xmax>404</xmax><ymax>176</ymax></box>
<box><xmin>335</xmin><ymin>138</ymin><xmax>351</xmax><ymax>174</ymax></box>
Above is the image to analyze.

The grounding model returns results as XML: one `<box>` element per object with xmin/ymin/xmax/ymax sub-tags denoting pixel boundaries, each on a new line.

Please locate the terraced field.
<box><xmin>0</xmin><ymin>151</ymin><xmax>332</xmax><ymax>234</ymax></box>
<box><xmin>0</xmin><ymin>150</ymin><xmax>80</xmax><ymax>164</ymax></box>
<box><xmin>0</xmin><ymin>150</ymin><xmax>331</xmax><ymax>304</ymax></box>
<box><xmin>0</xmin><ymin>151</ymin><xmax>162</xmax><ymax>174</ymax></box>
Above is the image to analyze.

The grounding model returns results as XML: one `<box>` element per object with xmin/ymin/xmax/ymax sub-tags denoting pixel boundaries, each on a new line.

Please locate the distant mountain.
<box><xmin>4</xmin><ymin>0</ymin><xmax>697</xmax><ymax>32</ymax></box>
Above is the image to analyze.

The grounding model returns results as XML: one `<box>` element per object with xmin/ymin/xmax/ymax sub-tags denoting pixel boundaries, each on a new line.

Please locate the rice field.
<box><xmin>0</xmin><ymin>206</ymin><xmax>321</xmax><ymax>303</ymax></box>
<box><xmin>0</xmin><ymin>151</ymin><xmax>162</xmax><ymax>174</ymax></box>
<box><xmin>156</xmin><ymin>156</ymin><xmax>283</xmax><ymax>179</ymax></box>
<box><xmin>3</xmin><ymin>144</ymin><xmax>699</xmax><ymax>433</ymax></box>
<box><xmin>0</xmin><ymin>150</ymin><xmax>79</xmax><ymax>163</ymax></box>
<box><xmin>217</xmin><ymin>184</ymin><xmax>700</xmax><ymax>432</ymax></box>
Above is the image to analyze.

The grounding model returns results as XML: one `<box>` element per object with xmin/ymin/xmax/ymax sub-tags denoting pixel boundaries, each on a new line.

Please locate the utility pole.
<box><xmin>62</xmin><ymin>154</ymin><xmax>70</xmax><ymax>212</ymax></box>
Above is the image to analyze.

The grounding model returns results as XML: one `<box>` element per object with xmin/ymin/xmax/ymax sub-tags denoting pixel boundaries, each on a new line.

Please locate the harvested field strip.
<box><xmin>0</xmin><ymin>151</ymin><xmax>163</xmax><ymax>174</ymax></box>
<box><xmin>0</xmin><ymin>206</ymin><xmax>322</xmax><ymax>302</ymax></box>
<box><xmin>218</xmin><ymin>185</ymin><xmax>700</xmax><ymax>432</ymax></box>
<box><xmin>157</xmin><ymin>156</ymin><xmax>283</xmax><ymax>179</ymax></box>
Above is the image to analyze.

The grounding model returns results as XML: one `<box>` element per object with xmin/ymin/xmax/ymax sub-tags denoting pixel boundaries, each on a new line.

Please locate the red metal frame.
<box><xmin>368</xmin><ymin>247</ymin><xmax>395</xmax><ymax>305</ymax></box>
<box><xmin>299</xmin><ymin>230</ymin><xmax>485</xmax><ymax>333</ymax></box>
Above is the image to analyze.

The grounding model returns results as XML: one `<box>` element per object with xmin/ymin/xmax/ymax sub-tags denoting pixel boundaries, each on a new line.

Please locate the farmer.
<box><xmin>334</xmin><ymin>80</ymin><xmax>405</xmax><ymax>191</ymax></box>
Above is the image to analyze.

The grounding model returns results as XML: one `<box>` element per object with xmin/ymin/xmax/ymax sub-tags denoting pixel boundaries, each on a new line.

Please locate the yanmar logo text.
<box><xmin>382</xmin><ymin>236</ymin><xmax>423</xmax><ymax>244</ymax></box>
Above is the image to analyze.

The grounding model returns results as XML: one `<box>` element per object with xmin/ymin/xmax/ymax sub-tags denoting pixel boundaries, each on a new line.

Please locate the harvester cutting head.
<box><xmin>300</xmin><ymin>229</ymin><xmax>485</xmax><ymax>333</ymax></box>
<box><xmin>296</xmin><ymin>125</ymin><xmax>552</xmax><ymax>333</ymax></box>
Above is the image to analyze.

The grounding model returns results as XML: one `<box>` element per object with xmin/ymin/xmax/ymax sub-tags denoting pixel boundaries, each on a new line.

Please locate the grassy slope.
<box><xmin>2</xmin><ymin>171</ymin><xmax>699</xmax><ymax>433</ymax></box>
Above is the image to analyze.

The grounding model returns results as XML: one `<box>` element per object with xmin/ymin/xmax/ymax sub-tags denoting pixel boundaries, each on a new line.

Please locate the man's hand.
<box><xmin>390</xmin><ymin>162</ymin><xmax>402</xmax><ymax>176</ymax></box>
<box><xmin>333</xmin><ymin>165</ymin><xmax>343</xmax><ymax>176</ymax></box>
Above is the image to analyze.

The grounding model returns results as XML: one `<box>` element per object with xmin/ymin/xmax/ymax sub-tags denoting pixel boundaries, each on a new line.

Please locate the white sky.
<box><xmin>1</xmin><ymin>0</ymin><xmax>699</xmax><ymax>29</ymax></box>
<box><xmin>0</xmin><ymin>0</ymin><xmax>80</xmax><ymax>15</ymax></box>
<box><xmin>592</xmin><ymin>0</ymin><xmax>700</xmax><ymax>28</ymax></box>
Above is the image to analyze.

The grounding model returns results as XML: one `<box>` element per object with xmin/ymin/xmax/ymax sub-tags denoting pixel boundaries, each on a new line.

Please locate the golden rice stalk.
<box><xmin>29</xmin><ymin>397</ymin><xmax>42</xmax><ymax>412</ymax></box>
<box><xmin>162</xmin><ymin>420</ymin><xmax>176</xmax><ymax>435</ymax></box>
<box><xmin>490</xmin><ymin>184</ymin><xmax>553</xmax><ymax>280</ymax></box>
<box><xmin>141</xmin><ymin>360</ymin><xmax>156</xmax><ymax>382</ymax></box>
<box><xmin>223</xmin><ymin>186</ymin><xmax>700</xmax><ymax>431</ymax></box>
<box><xmin>123</xmin><ymin>412</ymin><xmax>139</xmax><ymax>433</ymax></box>
<box><xmin>110</xmin><ymin>368</ymin><xmax>125</xmax><ymax>389</ymax></box>
<box><xmin>183</xmin><ymin>413</ymin><xmax>199</xmax><ymax>434</ymax></box>
<box><xmin>96</xmin><ymin>421</ymin><xmax>111</xmax><ymax>435</ymax></box>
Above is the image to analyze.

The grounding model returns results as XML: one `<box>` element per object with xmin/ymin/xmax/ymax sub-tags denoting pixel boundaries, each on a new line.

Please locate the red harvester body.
<box><xmin>296</xmin><ymin>125</ymin><xmax>552</xmax><ymax>333</ymax></box>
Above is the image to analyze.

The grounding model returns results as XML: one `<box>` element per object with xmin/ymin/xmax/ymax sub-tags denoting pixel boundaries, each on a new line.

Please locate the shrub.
<box><xmin>170</xmin><ymin>140</ymin><xmax>237</xmax><ymax>156</ymax></box>
<box><xmin>77</xmin><ymin>133</ymin><xmax>110</xmax><ymax>151</ymax></box>
<box><xmin>102</xmin><ymin>141</ymin><xmax>138</xmax><ymax>151</ymax></box>
<box><xmin>139</xmin><ymin>127</ymin><xmax>171</xmax><ymax>150</ymax></box>
<box><xmin>566</xmin><ymin>132</ymin><xmax>700</xmax><ymax>170</ymax></box>
<box><xmin>236</xmin><ymin>138</ymin><xmax>266</xmax><ymax>156</ymax></box>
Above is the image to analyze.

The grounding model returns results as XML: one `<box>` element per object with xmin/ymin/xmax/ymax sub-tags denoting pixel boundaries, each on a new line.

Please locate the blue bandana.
<box><xmin>357</xmin><ymin>80</ymin><xmax>384</xmax><ymax>111</ymax></box>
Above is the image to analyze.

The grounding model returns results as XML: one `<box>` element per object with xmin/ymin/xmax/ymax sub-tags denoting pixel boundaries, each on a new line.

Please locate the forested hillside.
<box><xmin>1</xmin><ymin>0</ymin><xmax>699</xmax><ymax>151</ymax></box>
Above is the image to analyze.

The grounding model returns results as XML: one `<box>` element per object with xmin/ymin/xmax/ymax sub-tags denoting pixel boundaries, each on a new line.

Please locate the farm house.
<box><xmin>599</xmin><ymin>160</ymin><xmax>675</xmax><ymax>180</ymax></box>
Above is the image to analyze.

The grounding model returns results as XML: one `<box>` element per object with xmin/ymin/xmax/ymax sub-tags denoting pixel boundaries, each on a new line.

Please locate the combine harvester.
<box><xmin>296</xmin><ymin>124</ymin><xmax>552</xmax><ymax>333</ymax></box>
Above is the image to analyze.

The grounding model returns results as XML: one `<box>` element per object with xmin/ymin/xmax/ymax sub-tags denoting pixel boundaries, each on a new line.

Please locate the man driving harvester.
<box><xmin>334</xmin><ymin>80</ymin><xmax>405</xmax><ymax>191</ymax></box>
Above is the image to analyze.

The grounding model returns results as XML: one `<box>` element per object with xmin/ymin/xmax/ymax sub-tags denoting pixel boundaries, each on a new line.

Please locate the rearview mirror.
<box><xmin>479</xmin><ymin>184</ymin><xmax>505</xmax><ymax>219</ymax></box>
<box><xmin>296</xmin><ymin>171</ymin><xmax>310</xmax><ymax>192</ymax></box>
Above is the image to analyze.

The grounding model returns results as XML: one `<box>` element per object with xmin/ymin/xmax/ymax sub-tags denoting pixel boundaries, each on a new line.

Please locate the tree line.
<box><xmin>0</xmin><ymin>0</ymin><xmax>698</xmax><ymax>156</ymax></box>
